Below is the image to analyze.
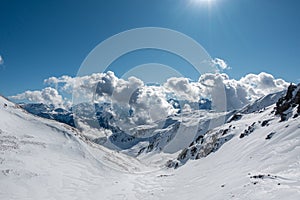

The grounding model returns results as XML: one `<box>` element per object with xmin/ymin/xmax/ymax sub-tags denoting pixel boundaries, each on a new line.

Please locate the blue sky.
<box><xmin>0</xmin><ymin>0</ymin><xmax>299</xmax><ymax>96</ymax></box>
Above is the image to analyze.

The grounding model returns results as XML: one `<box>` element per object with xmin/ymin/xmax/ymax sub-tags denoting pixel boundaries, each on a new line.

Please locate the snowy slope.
<box><xmin>1</xmin><ymin>84</ymin><xmax>300</xmax><ymax>200</ymax></box>
<box><xmin>19</xmin><ymin>89</ymin><xmax>287</xmax><ymax>161</ymax></box>
<box><xmin>163</xmin><ymin>104</ymin><xmax>300</xmax><ymax>199</ymax></box>
<box><xmin>0</xmin><ymin>96</ymin><xmax>157</xmax><ymax>199</ymax></box>
<box><xmin>240</xmin><ymin>90</ymin><xmax>286</xmax><ymax>114</ymax></box>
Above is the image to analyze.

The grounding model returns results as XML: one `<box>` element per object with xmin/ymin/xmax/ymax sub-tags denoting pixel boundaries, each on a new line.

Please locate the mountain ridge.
<box><xmin>1</xmin><ymin>84</ymin><xmax>299</xmax><ymax>199</ymax></box>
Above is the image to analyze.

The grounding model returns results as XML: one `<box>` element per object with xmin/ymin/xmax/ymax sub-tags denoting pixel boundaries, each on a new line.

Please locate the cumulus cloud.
<box><xmin>96</xmin><ymin>72</ymin><xmax>144</xmax><ymax>104</ymax></box>
<box><xmin>10</xmin><ymin>71</ymin><xmax>289</xmax><ymax>125</ymax></box>
<box><xmin>212</xmin><ymin>58</ymin><xmax>230</xmax><ymax>71</ymax></box>
<box><xmin>45</xmin><ymin>71</ymin><xmax>144</xmax><ymax>105</ymax></box>
<box><xmin>239</xmin><ymin>72</ymin><xmax>288</xmax><ymax>99</ymax></box>
<box><xmin>129</xmin><ymin>86</ymin><xmax>176</xmax><ymax>124</ymax></box>
<box><xmin>45</xmin><ymin>73</ymin><xmax>104</xmax><ymax>99</ymax></box>
<box><xmin>197</xmin><ymin>72</ymin><xmax>289</xmax><ymax>111</ymax></box>
<box><xmin>198</xmin><ymin>73</ymin><xmax>249</xmax><ymax>111</ymax></box>
<box><xmin>10</xmin><ymin>87</ymin><xmax>68</xmax><ymax>108</ymax></box>
<box><xmin>44</xmin><ymin>72</ymin><xmax>175</xmax><ymax>124</ymax></box>
<box><xmin>164</xmin><ymin>77</ymin><xmax>200</xmax><ymax>102</ymax></box>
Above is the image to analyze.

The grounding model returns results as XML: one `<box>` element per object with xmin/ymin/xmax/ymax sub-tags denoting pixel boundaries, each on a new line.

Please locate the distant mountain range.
<box><xmin>1</xmin><ymin>83</ymin><xmax>299</xmax><ymax>199</ymax></box>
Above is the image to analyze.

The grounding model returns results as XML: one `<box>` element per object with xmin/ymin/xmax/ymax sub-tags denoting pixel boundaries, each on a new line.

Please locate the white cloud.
<box><xmin>197</xmin><ymin>72</ymin><xmax>289</xmax><ymax>111</ymax></box>
<box><xmin>45</xmin><ymin>71</ymin><xmax>144</xmax><ymax>105</ymax></box>
<box><xmin>45</xmin><ymin>72</ymin><xmax>177</xmax><ymax>124</ymax></box>
<box><xmin>164</xmin><ymin>77</ymin><xmax>200</xmax><ymax>102</ymax></box>
<box><xmin>198</xmin><ymin>73</ymin><xmax>230</xmax><ymax>111</ymax></box>
<box><xmin>0</xmin><ymin>55</ymin><xmax>4</xmax><ymax>65</ymax></box>
<box><xmin>96</xmin><ymin>72</ymin><xmax>144</xmax><ymax>104</ymax></box>
<box><xmin>10</xmin><ymin>71</ymin><xmax>289</xmax><ymax>124</ymax></box>
<box><xmin>129</xmin><ymin>86</ymin><xmax>176</xmax><ymax>124</ymax></box>
<box><xmin>239</xmin><ymin>72</ymin><xmax>288</xmax><ymax>100</ymax></box>
<box><xmin>212</xmin><ymin>58</ymin><xmax>230</xmax><ymax>71</ymax></box>
<box><xmin>10</xmin><ymin>87</ymin><xmax>68</xmax><ymax>108</ymax></box>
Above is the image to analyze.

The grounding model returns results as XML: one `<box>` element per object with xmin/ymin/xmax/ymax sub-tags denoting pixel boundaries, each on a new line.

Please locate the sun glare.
<box><xmin>194</xmin><ymin>0</ymin><xmax>214</xmax><ymax>2</ymax></box>
<box><xmin>190</xmin><ymin>0</ymin><xmax>215</xmax><ymax>6</ymax></box>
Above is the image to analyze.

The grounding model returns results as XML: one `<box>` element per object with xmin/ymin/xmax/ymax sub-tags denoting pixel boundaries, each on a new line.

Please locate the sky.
<box><xmin>0</xmin><ymin>0</ymin><xmax>299</xmax><ymax>97</ymax></box>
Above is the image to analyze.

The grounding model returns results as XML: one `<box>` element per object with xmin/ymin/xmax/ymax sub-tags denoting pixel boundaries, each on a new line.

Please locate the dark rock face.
<box><xmin>227</xmin><ymin>113</ymin><xmax>242</xmax><ymax>123</ymax></box>
<box><xmin>295</xmin><ymin>90</ymin><xmax>300</xmax><ymax>113</ymax></box>
<box><xmin>261</xmin><ymin>119</ymin><xmax>271</xmax><ymax>127</ymax></box>
<box><xmin>167</xmin><ymin>126</ymin><xmax>234</xmax><ymax>169</ymax></box>
<box><xmin>239</xmin><ymin>122</ymin><xmax>256</xmax><ymax>139</ymax></box>
<box><xmin>275</xmin><ymin>83</ymin><xmax>300</xmax><ymax>121</ymax></box>
<box><xmin>265</xmin><ymin>132</ymin><xmax>276</xmax><ymax>140</ymax></box>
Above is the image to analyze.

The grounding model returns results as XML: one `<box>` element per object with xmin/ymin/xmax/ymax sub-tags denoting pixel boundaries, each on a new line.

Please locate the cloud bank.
<box><xmin>10</xmin><ymin>71</ymin><xmax>289</xmax><ymax>123</ymax></box>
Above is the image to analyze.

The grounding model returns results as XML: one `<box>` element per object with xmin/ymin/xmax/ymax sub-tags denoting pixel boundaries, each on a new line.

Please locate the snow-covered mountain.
<box><xmin>19</xmin><ymin>88</ymin><xmax>286</xmax><ymax>158</ymax></box>
<box><xmin>20</xmin><ymin>98</ymin><xmax>216</xmax><ymax>157</ymax></box>
<box><xmin>1</xmin><ymin>84</ymin><xmax>300</xmax><ymax>199</ymax></box>
<box><xmin>0</xmin><ymin>95</ymin><xmax>156</xmax><ymax>199</ymax></box>
<box><xmin>21</xmin><ymin>103</ymin><xmax>75</xmax><ymax>126</ymax></box>
<box><xmin>167</xmin><ymin>86</ymin><xmax>299</xmax><ymax>168</ymax></box>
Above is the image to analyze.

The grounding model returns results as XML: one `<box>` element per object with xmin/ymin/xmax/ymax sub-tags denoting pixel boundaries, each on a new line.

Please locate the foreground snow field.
<box><xmin>1</xmin><ymin>90</ymin><xmax>300</xmax><ymax>199</ymax></box>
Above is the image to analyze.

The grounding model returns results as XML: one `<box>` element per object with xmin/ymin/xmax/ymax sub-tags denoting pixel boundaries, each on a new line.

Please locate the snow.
<box><xmin>0</xmin><ymin>96</ymin><xmax>153</xmax><ymax>199</ymax></box>
<box><xmin>165</xmin><ymin>105</ymin><xmax>300</xmax><ymax>199</ymax></box>
<box><xmin>1</xmin><ymin>92</ymin><xmax>300</xmax><ymax>199</ymax></box>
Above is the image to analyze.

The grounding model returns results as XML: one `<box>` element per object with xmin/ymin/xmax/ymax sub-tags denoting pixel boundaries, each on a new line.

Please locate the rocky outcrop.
<box><xmin>167</xmin><ymin>127</ymin><xmax>234</xmax><ymax>169</ymax></box>
<box><xmin>275</xmin><ymin>83</ymin><xmax>300</xmax><ymax>121</ymax></box>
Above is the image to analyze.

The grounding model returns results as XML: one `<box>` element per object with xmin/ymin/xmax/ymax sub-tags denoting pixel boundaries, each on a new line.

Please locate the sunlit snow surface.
<box><xmin>0</xmin><ymin>95</ymin><xmax>299</xmax><ymax>199</ymax></box>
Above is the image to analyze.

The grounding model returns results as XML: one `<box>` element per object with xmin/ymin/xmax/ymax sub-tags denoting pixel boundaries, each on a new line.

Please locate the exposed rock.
<box><xmin>239</xmin><ymin>122</ymin><xmax>256</xmax><ymax>139</ymax></box>
<box><xmin>227</xmin><ymin>113</ymin><xmax>242</xmax><ymax>123</ymax></box>
<box><xmin>275</xmin><ymin>83</ymin><xmax>300</xmax><ymax>121</ymax></box>
<box><xmin>265</xmin><ymin>132</ymin><xmax>276</xmax><ymax>140</ymax></box>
